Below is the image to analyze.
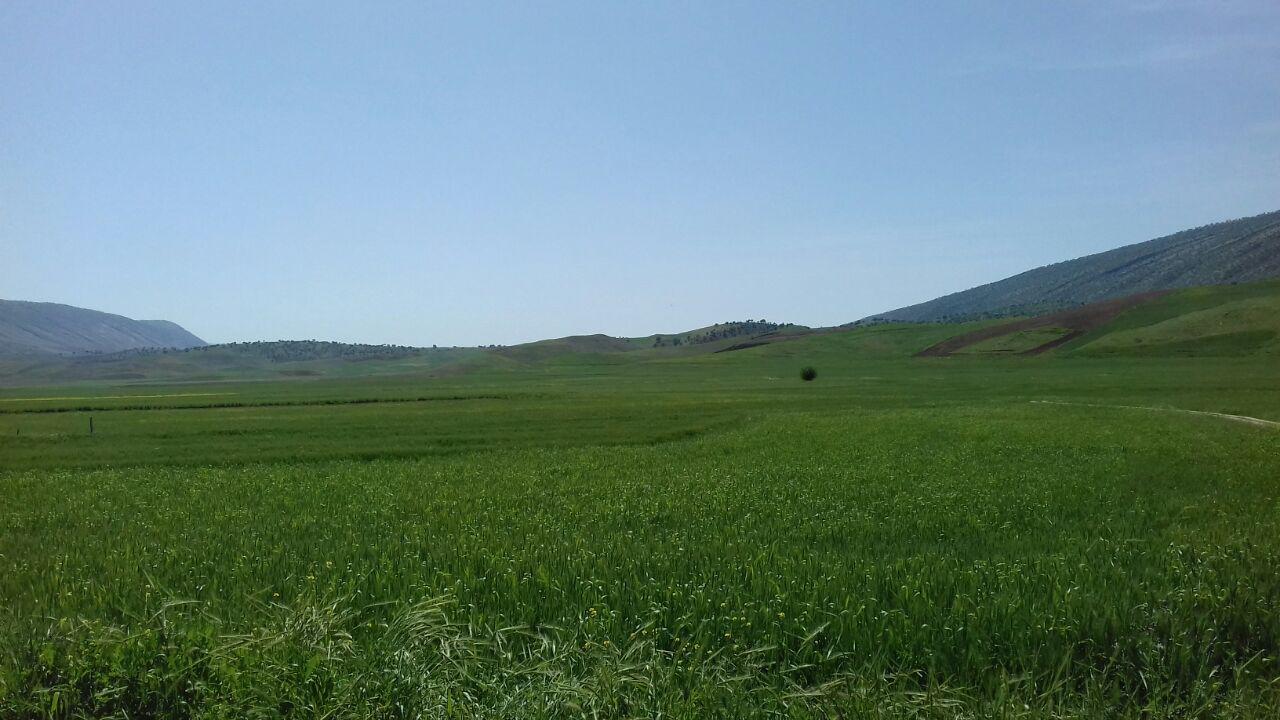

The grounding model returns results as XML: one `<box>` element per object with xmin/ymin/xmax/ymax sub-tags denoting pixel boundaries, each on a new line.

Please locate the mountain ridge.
<box><xmin>867</xmin><ymin>209</ymin><xmax>1280</xmax><ymax>323</ymax></box>
<box><xmin>0</xmin><ymin>300</ymin><xmax>207</xmax><ymax>356</ymax></box>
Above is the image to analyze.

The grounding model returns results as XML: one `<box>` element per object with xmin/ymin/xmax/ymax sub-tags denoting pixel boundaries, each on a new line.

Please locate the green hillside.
<box><xmin>1068</xmin><ymin>280</ymin><xmax>1280</xmax><ymax>357</ymax></box>
<box><xmin>0</xmin><ymin>321</ymin><xmax>808</xmax><ymax>387</ymax></box>
<box><xmin>918</xmin><ymin>279</ymin><xmax>1280</xmax><ymax>359</ymax></box>
<box><xmin>7</xmin><ymin>280</ymin><xmax>1277</xmax><ymax>391</ymax></box>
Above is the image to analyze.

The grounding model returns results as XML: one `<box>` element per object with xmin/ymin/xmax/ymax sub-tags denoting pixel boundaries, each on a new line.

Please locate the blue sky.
<box><xmin>3</xmin><ymin>1</ymin><xmax>1278</xmax><ymax>345</ymax></box>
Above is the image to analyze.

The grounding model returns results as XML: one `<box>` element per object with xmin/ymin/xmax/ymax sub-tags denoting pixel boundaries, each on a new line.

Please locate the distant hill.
<box><xmin>0</xmin><ymin>340</ymin><xmax>482</xmax><ymax>386</ymax></box>
<box><xmin>492</xmin><ymin>321</ymin><xmax>807</xmax><ymax>363</ymax></box>
<box><xmin>868</xmin><ymin>209</ymin><xmax>1280</xmax><ymax>323</ymax></box>
<box><xmin>0</xmin><ymin>321</ymin><xmax>803</xmax><ymax>386</ymax></box>
<box><xmin>0</xmin><ymin>300</ymin><xmax>206</xmax><ymax>356</ymax></box>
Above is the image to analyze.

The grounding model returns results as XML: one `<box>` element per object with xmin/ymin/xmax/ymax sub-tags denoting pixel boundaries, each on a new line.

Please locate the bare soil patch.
<box><xmin>916</xmin><ymin>291</ymin><xmax>1171</xmax><ymax>357</ymax></box>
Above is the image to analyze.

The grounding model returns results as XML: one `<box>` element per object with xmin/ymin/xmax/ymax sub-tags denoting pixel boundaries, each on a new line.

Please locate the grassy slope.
<box><xmin>923</xmin><ymin>279</ymin><xmax>1280</xmax><ymax>358</ymax></box>
<box><xmin>1065</xmin><ymin>280</ymin><xmax>1280</xmax><ymax>357</ymax></box>
<box><xmin>0</xmin><ymin>323</ymin><xmax>808</xmax><ymax>388</ymax></box>
<box><xmin>955</xmin><ymin>326</ymin><xmax>1072</xmax><ymax>354</ymax></box>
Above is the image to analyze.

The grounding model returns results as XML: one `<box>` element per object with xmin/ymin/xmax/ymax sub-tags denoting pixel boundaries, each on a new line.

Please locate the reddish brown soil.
<box><xmin>714</xmin><ymin>328</ymin><xmax>841</xmax><ymax>353</ymax></box>
<box><xmin>916</xmin><ymin>290</ymin><xmax>1172</xmax><ymax>357</ymax></box>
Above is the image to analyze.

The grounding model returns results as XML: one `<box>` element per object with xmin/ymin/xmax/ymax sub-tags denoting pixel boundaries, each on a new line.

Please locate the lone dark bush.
<box><xmin>800</xmin><ymin>366</ymin><xmax>817</xmax><ymax>382</ymax></box>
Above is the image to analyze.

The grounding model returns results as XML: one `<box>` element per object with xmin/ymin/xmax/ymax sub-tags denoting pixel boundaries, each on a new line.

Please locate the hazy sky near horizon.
<box><xmin>3</xmin><ymin>1</ymin><xmax>1279</xmax><ymax>346</ymax></box>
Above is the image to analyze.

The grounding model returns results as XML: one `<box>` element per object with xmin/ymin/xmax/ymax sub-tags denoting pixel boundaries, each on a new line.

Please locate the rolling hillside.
<box><xmin>918</xmin><ymin>279</ymin><xmax>1280</xmax><ymax>358</ymax></box>
<box><xmin>495</xmin><ymin>321</ymin><xmax>807</xmax><ymax>363</ymax></box>
<box><xmin>0</xmin><ymin>300</ymin><xmax>206</xmax><ymax>356</ymax></box>
<box><xmin>1066</xmin><ymin>280</ymin><xmax>1280</xmax><ymax>358</ymax></box>
<box><xmin>0</xmin><ymin>321</ymin><xmax>804</xmax><ymax>386</ymax></box>
<box><xmin>7</xmin><ymin>264</ymin><xmax>1278</xmax><ymax>389</ymax></box>
<box><xmin>870</xmin><ymin>209</ymin><xmax>1280</xmax><ymax>323</ymax></box>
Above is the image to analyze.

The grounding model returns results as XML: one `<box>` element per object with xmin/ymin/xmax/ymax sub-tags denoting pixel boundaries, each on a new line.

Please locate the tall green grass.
<box><xmin>4</xmin><ymin>401</ymin><xmax>1280</xmax><ymax>717</ymax></box>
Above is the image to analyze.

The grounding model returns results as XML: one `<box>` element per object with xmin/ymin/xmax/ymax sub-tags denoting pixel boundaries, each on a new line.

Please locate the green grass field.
<box><xmin>3</xmin><ymin>291</ymin><xmax>1280</xmax><ymax>718</ymax></box>
<box><xmin>954</xmin><ymin>327</ymin><xmax>1073</xmax><ymax>355</ymax></box>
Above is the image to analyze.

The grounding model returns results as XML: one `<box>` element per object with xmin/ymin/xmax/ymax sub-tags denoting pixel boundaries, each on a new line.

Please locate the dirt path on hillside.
<box><xmin>1031</xmin><ymin>400</ymin><xmax>1280</xmax><ymax>429</ymax></box>
<box><xmin>917</xmin><ymin>291</ymin><xmax>1172</xmax><ymax>357</ymax></box>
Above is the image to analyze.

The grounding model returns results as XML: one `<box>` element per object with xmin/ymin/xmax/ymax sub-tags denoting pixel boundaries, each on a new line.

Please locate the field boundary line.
<box><xmin>0</xmin><ymin>392</ymin><xmax>235</xmax><ymax>402</ymax></box>
<box><xmin>0</xmin><ymin>393</ymin><xmax>512</xmax><ymax>415</ymax></box>
<box><xmin>1031</xmin><ymin>400</ymin><xmax>1280</xmax><ymax>429</ymax></box>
